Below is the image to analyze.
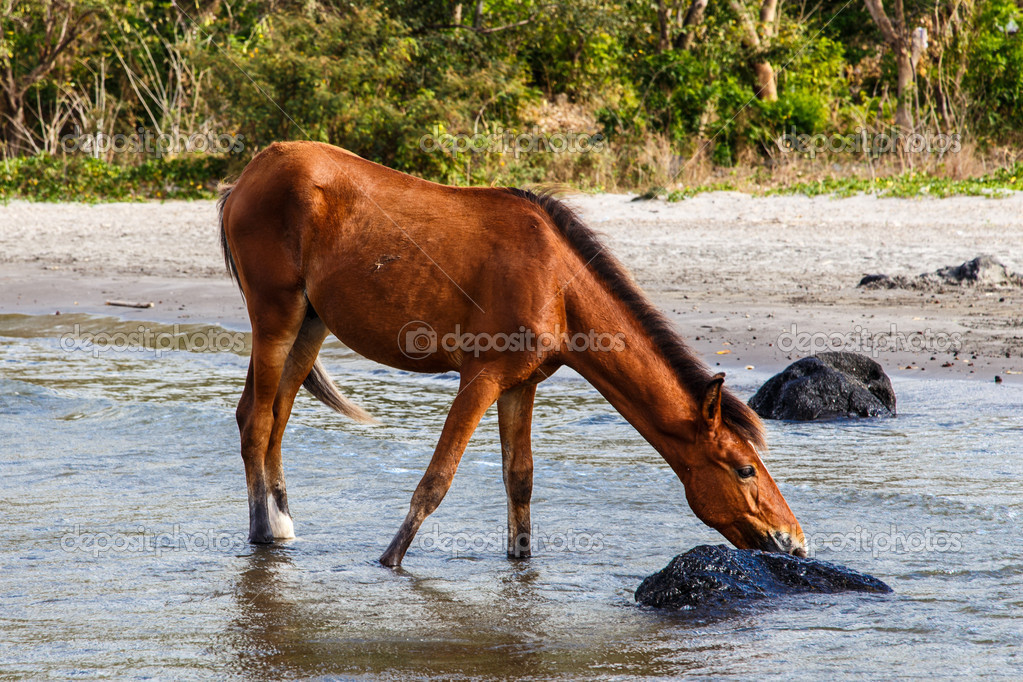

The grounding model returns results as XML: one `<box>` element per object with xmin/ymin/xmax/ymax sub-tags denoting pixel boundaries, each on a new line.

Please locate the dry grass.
<box><xmin>648</xmin><ymin>142</ymin><xmax>1023</xmax><ymax>195</ymax></box>
<box><xmin>507</xmin><ymin>99</ymin><xmax>1023</xmax><ymax>195</ymax></box>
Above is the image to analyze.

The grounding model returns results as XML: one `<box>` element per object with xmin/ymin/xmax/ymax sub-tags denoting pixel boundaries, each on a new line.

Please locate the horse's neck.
<box><xmin>562</xmin><ymin>276</ymin><xmax>699</xmax><ymax>473</ymax></box>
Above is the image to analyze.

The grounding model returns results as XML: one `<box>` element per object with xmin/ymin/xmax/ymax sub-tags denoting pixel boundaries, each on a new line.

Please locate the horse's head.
<box><xmin>679</xmin><ymin>374</ymin><xmax>806</xmax><ymax>556</ymax></box>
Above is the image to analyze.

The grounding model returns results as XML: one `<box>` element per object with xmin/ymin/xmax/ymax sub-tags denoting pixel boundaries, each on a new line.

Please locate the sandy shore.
<box><xmin>1</xmin><ymin>193</ymin><xmax>1021</xmax><ymax>382</ymax></box>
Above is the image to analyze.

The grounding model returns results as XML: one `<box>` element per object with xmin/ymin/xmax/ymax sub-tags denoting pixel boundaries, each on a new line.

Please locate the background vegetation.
<box><xmin>2</xmin><ymin>0</ymin><xmax>1021</xmax><ymax>200</ymax></box>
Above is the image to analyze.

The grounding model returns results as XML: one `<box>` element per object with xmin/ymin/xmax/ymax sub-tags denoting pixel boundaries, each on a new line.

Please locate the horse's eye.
<box><xmin>737</xmin><ymin>466</ymin><xmax>756</xmax><ymax>479</ymax></box>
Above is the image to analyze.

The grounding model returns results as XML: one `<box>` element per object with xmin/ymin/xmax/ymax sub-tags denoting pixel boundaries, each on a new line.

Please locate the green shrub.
<box><xmin>966</xmin><ymin>0</ymin><xmax>1023</xmax><ymax>134</ymax></box>
<box><xmin>0</xmin><ymin>155</ymin><xmax>227</xmax><ymax>202</ymax></box>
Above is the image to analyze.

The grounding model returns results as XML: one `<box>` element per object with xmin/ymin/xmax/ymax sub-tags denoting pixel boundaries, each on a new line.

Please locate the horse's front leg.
<box><xmin>379</xmin><ymin>372</ymin><xmax>503</xmax><ymax>567</ymax></box>
<box><xmin>498</xmin><ymin>383</ymin><xmax>536</xmax><ymax>558</ymax></box>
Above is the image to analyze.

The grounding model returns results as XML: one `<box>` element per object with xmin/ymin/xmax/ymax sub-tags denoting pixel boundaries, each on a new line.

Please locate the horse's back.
<box><xmin>224</xmin><ymin>141</ymin><xmax>569</xmax><ymax>372</ymax></box>
<box><xmin>228</xmin><ymin>141</ymin><xmax>552</xmax><ymax>249</ymax></box>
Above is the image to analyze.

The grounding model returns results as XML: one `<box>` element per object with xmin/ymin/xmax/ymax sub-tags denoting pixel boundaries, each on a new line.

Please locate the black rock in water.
<box><xmin>635</xmin><ymin>545</ymin><xmax>892</xmax><ymax>610</ymax></box>
<box><xmin>748</xmin><ymin>351</ymin><xmax>896</xmax><ymax>420</ymax></box>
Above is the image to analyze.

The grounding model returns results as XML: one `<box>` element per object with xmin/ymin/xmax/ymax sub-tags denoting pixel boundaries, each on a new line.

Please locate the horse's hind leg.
<box><xmin>262</xmin><ymin>312</ymin><xmax>330</xmax><ymax>539</ymax></box>
<box><xmin>236</xmin><ymin>292</ymin><xmax>307</xmax><ymax>544</ymax></box>
<box><xmin>498</xmin><ymin>384</ymin><xmax>536</xmax><ymax>559</ymax></box>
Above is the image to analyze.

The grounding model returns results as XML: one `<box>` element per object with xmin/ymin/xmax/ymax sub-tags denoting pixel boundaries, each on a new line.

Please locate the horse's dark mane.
<box><xmin>505</xmin><ymin>187</ymin><xmax>766</xmax><ymax>450</ymax></box>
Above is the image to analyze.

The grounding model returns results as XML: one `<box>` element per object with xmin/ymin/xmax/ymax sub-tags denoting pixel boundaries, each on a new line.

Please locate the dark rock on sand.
<box><xmin>859</xmin><ymin>254</ymin><xmax>1023</xmax><ymax>290</ymax></box>
<box><xmin>748</xmin><ymin>351</ymin><xmax>896</xmax><ymax>420</ymax></box>
<box><xmin>858</xmin><ymin>273</ymin><xmax>906</xmax><ymax>289</ymax></box>
<box><xmin>635</xmin><ymin>545</ymin><xmax>892</xmax><ymax>610</ymax></box>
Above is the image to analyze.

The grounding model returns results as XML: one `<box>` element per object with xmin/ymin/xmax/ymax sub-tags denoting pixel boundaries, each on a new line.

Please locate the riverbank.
<box><xmin>2</xmin><ymin>192</ymin><xmax>1020</xmax><ymax>381</ymax></box>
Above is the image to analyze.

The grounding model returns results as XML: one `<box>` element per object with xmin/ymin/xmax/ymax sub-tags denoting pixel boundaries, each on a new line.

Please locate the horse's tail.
<box><xmin>217</xmin><ymin>182</ymin><xmax>242</xmax><ymax>291</ymax></box>
<box><xmin>302</xmin><ymin>357</ymin><xmax>377</xmax><ymax>424</ymax></box>
<box><xmin>219</xmin><ymin>181</ymin><xmax>375</xmax><ymax>424</ymax></box>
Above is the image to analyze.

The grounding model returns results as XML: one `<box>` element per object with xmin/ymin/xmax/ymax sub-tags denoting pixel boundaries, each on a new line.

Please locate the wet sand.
<box><xmin>1</xmin><ymin>193</ymin><xmax>1020</xmax><ymax>381</ymax></box>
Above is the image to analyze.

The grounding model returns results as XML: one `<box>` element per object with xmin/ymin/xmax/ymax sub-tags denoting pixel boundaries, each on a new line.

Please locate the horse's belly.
<box><xmin>305</xmin><ymin>250</ymin><xmax>479</xmax><ymax>374</ymax></box>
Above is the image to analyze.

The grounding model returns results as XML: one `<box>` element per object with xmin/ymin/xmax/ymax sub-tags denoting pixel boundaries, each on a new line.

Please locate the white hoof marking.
<box><xmin>267</xmin><ymin>494</ymin><xmax>295</xmax><ymax>539</ymax></box>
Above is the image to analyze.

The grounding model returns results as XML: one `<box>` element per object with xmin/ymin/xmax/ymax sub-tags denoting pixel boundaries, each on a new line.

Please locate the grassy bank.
<box><xmin>0</xmin><ymin>156</ymin><xmax>226</xmax><ymax>203</ymax></box>
<box><xmin>2</xmin><ymin>153</ymin><xmax>1021</xmax><ymax>203</ymax></box>
<box><xmin>660</xmin><ymin>164</ymin><xmax>1023</xmax><ymax>200</ymax></box>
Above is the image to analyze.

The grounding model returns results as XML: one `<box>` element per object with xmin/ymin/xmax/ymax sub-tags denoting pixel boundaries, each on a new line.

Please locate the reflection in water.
<box><xmin>2</xmin><ymin>314</ymin><xmax>1023</xmax><ymax>679</ymax></box>
<box><xmin>225</xmin><ymin>548</ymin><xmax>703</xmax><ymax>679</ymax></box>
<box><xmin>227</xmin><ymin>551</ymin><xmax>552</xmax><ymax>678</ymax></box>
<box><xmin>230</xmin><ymin>547</ymin><xmax>321</xmax><ymax>680</ymax></box>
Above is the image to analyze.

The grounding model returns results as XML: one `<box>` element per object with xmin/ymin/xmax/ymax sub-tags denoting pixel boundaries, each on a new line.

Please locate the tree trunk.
<box><xmin>753</xmin><ymin>62</ymin><xmax>778</xmax><ymax>101</ymax></box>
<box><xmin>472</xmin><ymin>0</ymin><xmax>483</xmax><ymax>29</ymax></box>
<box><xmin>729</xmin><ymin>0</ymin><xmax>779</xmax><ymax>101</ymax></box>
<box><xmin>656</xmin><ymin>0</ymin><xmax>671</xmax><ymax>53</ymax></box>
<box><xmin>863</xmin><ymin>0</ymin><xmax>915</xmax><ymax>130</ymax></box>
<box><xmin>895</xmin><ymin>45</ymin><xmax>914</xmax><ymax>130</ymax></box>
<box><xmin>1</xmin><ymin>95</ymin><xmax>28</xmax><ymax>155</ymax></box>
<box><xmin>676</xmin><ymin>0</ymin><xmax>708</xmax><ymax>50</ymax></box>
<box><xmin>756</xmin><ymin>0</ymin><xmax>778</xmax><ymax>100</ymax></box>
<box><xmin>759</xmin><ymin>0</ymin><xmax>778</xmax><ymax>30</ymax></box>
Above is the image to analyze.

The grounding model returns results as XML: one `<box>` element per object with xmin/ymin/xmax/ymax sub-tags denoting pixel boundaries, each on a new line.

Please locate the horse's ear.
<box><xmin>701</xmin><ymin>373</ymin><xmax>726</xmax><ymax>431</ymax></box>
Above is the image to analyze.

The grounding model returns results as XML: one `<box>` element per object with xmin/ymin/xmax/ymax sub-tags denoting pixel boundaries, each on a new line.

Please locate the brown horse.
<box><xmin>219</xmin><ymin>141</ymin><xmax>806</xmax><ymax>566</ymax></box>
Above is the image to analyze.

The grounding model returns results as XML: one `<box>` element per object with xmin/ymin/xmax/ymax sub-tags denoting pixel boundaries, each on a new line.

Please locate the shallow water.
<box><xmin>1</xmin><ymin>313</ymin><xmax>1021</xmax><ymax>680</ymax></box>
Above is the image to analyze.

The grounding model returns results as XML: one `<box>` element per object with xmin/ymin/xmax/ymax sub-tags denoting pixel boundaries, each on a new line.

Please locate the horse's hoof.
<box><xmin>379</xmin><ymin>553</ymin><xmax>402</xmax><ymax>568</ymax></box>
<box><xmin>248</xmin><ymin>529</ymin><xmax>274</xmax><ymax>544</ymax></box>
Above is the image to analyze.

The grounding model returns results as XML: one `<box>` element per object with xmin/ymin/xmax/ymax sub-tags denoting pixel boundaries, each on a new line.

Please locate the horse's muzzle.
<box><xmin>763</xmin><ymin>530</ymin><xmax>807</xmax><ymax>557</ymax></box>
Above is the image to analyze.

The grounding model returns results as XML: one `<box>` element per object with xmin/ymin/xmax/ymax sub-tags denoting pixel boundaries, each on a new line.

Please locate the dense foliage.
<box><xmin>1</xmin><ymin>0</ymin><xmax>1020</xmax><ymax>198</ymax></box>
